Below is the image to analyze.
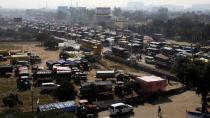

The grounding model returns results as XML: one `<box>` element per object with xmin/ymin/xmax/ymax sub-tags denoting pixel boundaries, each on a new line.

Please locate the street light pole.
<box><xmin>31</xmin><ymin>90</ymin><xmax>34</xmax><ymax>112</ymax></box>
<box><xmin>31</xmin><ymin>77</ymin><xmax>34</xmax><ymax>113</ymax></box>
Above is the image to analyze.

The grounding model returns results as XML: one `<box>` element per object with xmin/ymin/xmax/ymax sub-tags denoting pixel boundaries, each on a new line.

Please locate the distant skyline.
<box><xmin>0</xmin><ymin>0</ymin><xmax>210</xmax><ymax>9</ymax></box>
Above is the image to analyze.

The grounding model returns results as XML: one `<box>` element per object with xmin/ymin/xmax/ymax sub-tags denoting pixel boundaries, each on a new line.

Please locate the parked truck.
<box><xmin>80</xmin><ymin>80</ymin><xmax>113</xmax><ymax>97</ymax></box>
<box><xmin>96</xmin><ymin>70</ymin><xmax>115</xmax><ymax>79</ymax></box>
<box><xmin>111</xmin><ymin>46</ymin><xmax>130</xmax><ymax>59</ymax></box>
<box><xmin>30</xmin><ymin>55</ymin><xmax>41</xmax><ymax>65</ymax></box>
<box><xmin>0</xmin><ymin>50</ymin><xmax>9</xmax><ymax>56</ymax></box>
<box><xmin>0</xmin><ymin>65</ymin><xmax>13</xmax><ymax>74</ymax></box>
<box><xmin>33</xmin><ymin>70</ymin><xmax>53</xmax><ymax>86</ymax></box>
<box><xmin>37</xmin><ymin>101</ymin><xmax>77</xmax><ymax>113</ymax></box>
<box><xmin>10</xmin><ymin>54</ymin><xmax>30</xmax><ymax>65</ymax></box>
<box><xmin>77</xmin><ymin>99</ymin><xmax>98</xmax><ymax>117</ymax></box>
<box><xmin>0</xmin><ymin>55</ymin><xmax>7</xmax><ymax>62</ymax></box>
<box><xmin>46</xmin><ymin>60</ymin><xmax>59</xmax><ymax>70</ymax></box>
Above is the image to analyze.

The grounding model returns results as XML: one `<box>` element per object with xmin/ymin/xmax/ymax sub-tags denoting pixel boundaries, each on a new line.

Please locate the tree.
<box><xmin>36</xmin><ymin>33</ymin><xmax>50</xmax><ymax>42</ymax></box>
<box><xmin>55</xmin><ymin>81</ymin><xmax>77</xmax><ymax>102</ymax></box>
<box><xmin>172</xmin><ymin>58</ymin><xmax>210</xmax><ymax>113</ymax></box>
<box><xmin>43</xmin><ymin>37</ymin><xmax>58</xmax><ymax>49</ymax></box>
<box><xmin>2</xmin><ymin>93</ymin><xmax>22</xmax><ymax>108</ymax></box>
<box><xmin>171</xmin><ymin>57</ymin><xmax>190</xmax><ymax>84</ymax></box>
<box><xmin>36</xmin><ymin>33</ymin><xmax>59</xmax><ymax>49</ymax></box>
<box><xmin>195</xmin><ymin>62</ymin><xmax>210</xmax><ymax>113</ymax></box>
<box><xmin>123</xmin><ymin>81</ymin><xmax>134</xmax><ymax>95</ymax></box>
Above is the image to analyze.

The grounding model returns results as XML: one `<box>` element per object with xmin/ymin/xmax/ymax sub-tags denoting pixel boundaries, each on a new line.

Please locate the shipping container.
<box><xmin>135</xmin><ymin>76</ymin><xmax>167</xmax><ymax>93</ymax></box>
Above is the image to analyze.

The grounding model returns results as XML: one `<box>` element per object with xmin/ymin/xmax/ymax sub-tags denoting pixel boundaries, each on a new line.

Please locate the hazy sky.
<box><xmin>0</xmin><ymin>0</ymin><xmax>210</xmax><ymax>9</ymax></box>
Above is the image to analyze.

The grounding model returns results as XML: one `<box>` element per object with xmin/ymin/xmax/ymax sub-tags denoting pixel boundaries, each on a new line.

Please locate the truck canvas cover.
<box><xmin>38</xmin><ymin>101</ymin><xmax>77</xmax><ymax>112</ymax></box>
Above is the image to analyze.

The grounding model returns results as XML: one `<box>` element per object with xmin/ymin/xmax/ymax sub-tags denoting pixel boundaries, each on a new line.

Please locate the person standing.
<box><xmin>158</xmin><ymin>106</ymin><xmax>162</xmax><ymax>117</ymax></box>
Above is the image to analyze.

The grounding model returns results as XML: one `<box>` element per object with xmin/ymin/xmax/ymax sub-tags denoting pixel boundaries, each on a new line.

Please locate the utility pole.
<box><xmin>31</xmin><ymin>90</ymin><xmax>34</xmax><ymax>112</ymax></box>
<box><xmin>31</xmin><ymin>78</ymin><xmax>34</xmax><ymax>113</ymax></box>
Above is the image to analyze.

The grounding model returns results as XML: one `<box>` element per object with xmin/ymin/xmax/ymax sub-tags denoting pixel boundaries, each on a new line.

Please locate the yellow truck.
<box><xmin>0</xmin><ymin>50</ymin><xmax>9</xmax><ymax>56</ymax></box>
<box><xmin>9</xmin><ymin>54</ymin><xmax>30</xmax><ymax>64</ymax></box>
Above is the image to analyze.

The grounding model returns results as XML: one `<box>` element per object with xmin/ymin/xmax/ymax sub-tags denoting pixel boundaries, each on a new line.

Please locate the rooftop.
<box><xmin>136</xmin><ymin>75</ymin><xmax>165</xmax><ymax>82</ymax></box>
<box><xmin>111</xmin><ymin>103</ymin><xmax>125</xmax><ymax>107</ymax></box>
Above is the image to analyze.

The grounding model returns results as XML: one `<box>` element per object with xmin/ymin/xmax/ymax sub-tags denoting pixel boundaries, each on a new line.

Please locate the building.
<box><xmin>95</xmin><ymin>7</ymin><xmax>112</xmax><ymax>27</ymax></box>
<box><xmin>114</xmin><ymin>16</ymin><xmax>128</xmax><ymax>29</ymax></box>
<box><xmin>57</xmin><ymin>6</ymin><xmax>69</xmax><ymax>13</ymax></box>
<box><xmin>13</xmin><ymin>17</ymin><xmax>22</xmax><ymax>23</ymax></box>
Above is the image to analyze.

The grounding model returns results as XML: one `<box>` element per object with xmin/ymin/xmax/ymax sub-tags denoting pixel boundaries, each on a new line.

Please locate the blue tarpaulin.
<box><xmin>57</xmin><ymin>59</ymin><xmax>66</xmax><ymax>65</ymax></box>
<box><xmin>65</xmin><ymin>60</ymin><xmax>77</xmax><ymax>66</ymax></box>
<box><xmin>38</xmin><ymin>101</ymin><xmax>77</xmax><ymax>112</ymax></box>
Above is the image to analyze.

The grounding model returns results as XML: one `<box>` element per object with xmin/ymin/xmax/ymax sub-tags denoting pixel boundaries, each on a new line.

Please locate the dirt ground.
<box><xmin>99</xmin><ymin>91</ymin><xmax>201</xmax><ymax>118</ymax></box>
<box><xmin>0</xmin><ymin>41</ymin><xmax>148</xmax><ymax>112</ymax></box>
<box><xmin>0</xmin><ymin>41</ymin><xmax>60</xmax><ymax>112</ymax></box>
<box><xmin>0</xmin><ymin>41</ymin><xmax>202</xmax><ymax>118</ymax></box>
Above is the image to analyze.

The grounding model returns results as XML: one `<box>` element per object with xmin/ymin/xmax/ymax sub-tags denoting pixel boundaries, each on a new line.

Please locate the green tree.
<box><xmin>2</xmin><ymin>93</ymin><xmax>22</xmax><ymax>108</ymax></box>
<box><xmin>36</xmin><ymin>33</ymin><xmax>50</xmax><ymax>42</ymax></box>
<box><xmin>123</xmin><ymin>81</ymin><xmax>134</xmax><ymax>95</ymax></box>
<box><xmin>172</xmin><ymin>57</ymin><xmax>190</xmax><ymax>84</ymax></box>
<box><xmin>55</xmin><ymin>81</ymin><xmax>77</xmax><ymax>102</ymax></box>
<box><xmin>172</xmin><ymin>58</ymin><xmax>210</xmax><ymax>113</ymax></box>
<box><xmin>43</xmin><ymin>37</ymin><xmax>58</xmax><ymax>49</ymax></box>
<box><xmin>195</xmin><ymin>62</ymin><xmax>210</xmax><ymax>113</ymax></box>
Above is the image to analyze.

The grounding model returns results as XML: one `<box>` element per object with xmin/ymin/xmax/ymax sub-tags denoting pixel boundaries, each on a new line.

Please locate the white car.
<box><xmin>41</xmin><ymin>83</ymin><xmax>60</xmax><ymax>91</ymax></box>
<box><xmin>109</xmin><ymin>103</ymin><xmax>133</xmax><ymax>115</ymax></box>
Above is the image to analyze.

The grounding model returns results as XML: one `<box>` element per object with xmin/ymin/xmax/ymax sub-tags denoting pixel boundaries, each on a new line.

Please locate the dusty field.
<box><xmin>0</xmin><ymin>41</ymin><xmax>59</xmax><ymax>112</ymax></box>
<box><xmin>0</xmin><ymin>41</ymin><xmax>148</xmax><ymax>112</ymax></box>
<box><xmin>99</xmin><ymin>90</ymin><xmax>201</xmax><ymax>118</ymax></box>
<box><xmin>0</xmin><ymin>41</ymin><xmax>202</xmax><ymax>118</ymax></box>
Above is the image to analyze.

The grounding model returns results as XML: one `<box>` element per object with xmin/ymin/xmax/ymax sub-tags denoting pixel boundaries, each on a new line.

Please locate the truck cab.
<box><xmin>0</xmin><ymin>55</ymin><xmax>7</xmax><ymax>61</ymax></box>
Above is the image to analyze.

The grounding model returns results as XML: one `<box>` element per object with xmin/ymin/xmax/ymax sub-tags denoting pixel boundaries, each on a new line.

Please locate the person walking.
<box><xmin>158</xmin><ymin>106</ymin><xmax>162</xmax><ymax>117</ymax></box>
